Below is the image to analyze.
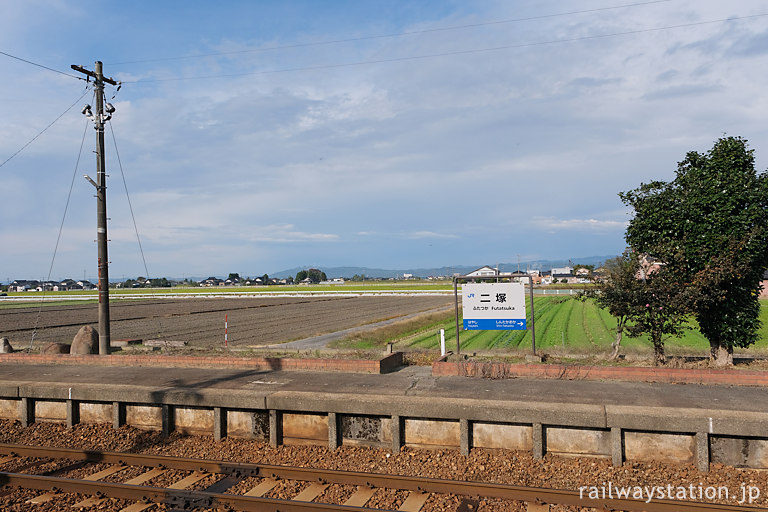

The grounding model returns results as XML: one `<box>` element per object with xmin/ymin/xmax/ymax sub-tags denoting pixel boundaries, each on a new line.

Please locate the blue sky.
<box><xmin>2</xmin><ymin>0</ymin><xmax>768</xmax><ymax>281</ymax></box>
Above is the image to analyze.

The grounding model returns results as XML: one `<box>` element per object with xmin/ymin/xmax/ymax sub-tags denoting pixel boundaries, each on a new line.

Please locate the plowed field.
<box><xmin>0</xmin><ymin>296</ymin><xmax>452</xmax><ymax>349</ymax></box>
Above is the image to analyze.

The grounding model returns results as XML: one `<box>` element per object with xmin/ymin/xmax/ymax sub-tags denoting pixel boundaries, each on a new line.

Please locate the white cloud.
<box><xmin>532</xmin><ymin>217</ymin><xmax>627</xmax><ymax>232</ymax></box>
<box><xmin>244</xmin><ymin>224</ymin><xmax>340</xmax><ymax>243</ymax></box>
<box><xmin>405</xmin><ymin>231</ymin><xmax>459</xmax><ymax>240</ymax></box>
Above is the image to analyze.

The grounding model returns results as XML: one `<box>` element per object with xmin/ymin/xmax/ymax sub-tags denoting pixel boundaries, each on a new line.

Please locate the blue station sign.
<box><xmin>462</xmin><ymin>282</ymin><xmax>527</xmax><ymax>330</ymax></box>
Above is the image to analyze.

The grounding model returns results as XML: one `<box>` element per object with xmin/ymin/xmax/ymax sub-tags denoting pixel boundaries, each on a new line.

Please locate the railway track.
<box><xmin>0</xmin><ymin>443</ymin><xmax>764</xmax><ymax>512</ymax></box>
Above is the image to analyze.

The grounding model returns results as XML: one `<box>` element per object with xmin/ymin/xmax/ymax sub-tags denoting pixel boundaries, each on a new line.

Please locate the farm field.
<box><xmin>360</xmin><ymin>297</ymin><xmax>768</xmax><ymax>356</ymax></box>
<box><xmin>0</xmin><ymin>295</ymin><xmax>453</xmax><ymax>350</ymax></box>
<box><xmin>5</xmin><ymin>292</ymin><xmax>768</xmax><ymax>358</ymax></box>
<box><xmin>2</xmin><ymin>281</ymin><xmax>455</xmax><ymax>301</ymax></box>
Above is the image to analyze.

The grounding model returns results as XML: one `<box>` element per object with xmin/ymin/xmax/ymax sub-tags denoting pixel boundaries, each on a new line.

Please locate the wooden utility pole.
<box><xmin>71</xmin><ymin>61</ymin><xmax>118</xmax><ymax>355</ymax></box>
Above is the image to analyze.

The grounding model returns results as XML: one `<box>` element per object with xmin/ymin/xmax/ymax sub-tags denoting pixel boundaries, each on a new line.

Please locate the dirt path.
<box><xmin>265</xmin><ymin>305</ymin><xmax>453</xmax><ymax>349</ymax></box>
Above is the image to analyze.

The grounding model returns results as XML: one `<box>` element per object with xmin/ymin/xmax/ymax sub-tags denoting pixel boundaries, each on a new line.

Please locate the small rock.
<box><xmin>0</xmin><ymin>337</ymin><xmax>12</xmax><ymax>353</ymax></box>
<box><xmin>71</xmin><ymin>326</ymin><xmax>98</xmax><ymax>354</ymax></box>
<box><xmin>42</xmin><ymin>342</ymin><xmax>70</xmax><ymax>354</ymax></box>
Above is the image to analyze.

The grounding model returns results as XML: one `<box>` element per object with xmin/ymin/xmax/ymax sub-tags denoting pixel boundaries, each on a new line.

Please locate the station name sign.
<box><xmin>462</xmin><ymin>282</ymin><xmax>526</xmax><ymax>330</ymax></box>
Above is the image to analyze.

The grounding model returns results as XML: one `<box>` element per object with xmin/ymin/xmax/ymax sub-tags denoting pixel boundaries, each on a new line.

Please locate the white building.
<box><xmin>465</xmin><ymin>266</ymin><xmax>498</xmax><ymax>277</ymax></box>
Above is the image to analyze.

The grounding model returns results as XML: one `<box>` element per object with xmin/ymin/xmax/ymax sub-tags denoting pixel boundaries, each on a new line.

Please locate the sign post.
<box><xmin>439</xmin><ymin>329</ymin><xmax>446</xmax><ymax>356</ymax></box>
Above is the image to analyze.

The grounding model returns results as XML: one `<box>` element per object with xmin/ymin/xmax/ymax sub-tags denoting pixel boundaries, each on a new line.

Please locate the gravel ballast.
<box><xmin>1</xmin><ymin>420</ymin><xmax>766</xmax><ymax>511</ymax></box>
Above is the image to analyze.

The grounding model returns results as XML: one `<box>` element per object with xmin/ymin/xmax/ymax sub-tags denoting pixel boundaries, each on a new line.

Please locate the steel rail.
<box><xmin>0</xmin><ymin>472</ymin><xmax>377</xmax><ymax>511</ymax></box>
<box><xmin>0</xmin><ymin>443</ymin><xmax>766</xmax><ymax>512</ymax></box>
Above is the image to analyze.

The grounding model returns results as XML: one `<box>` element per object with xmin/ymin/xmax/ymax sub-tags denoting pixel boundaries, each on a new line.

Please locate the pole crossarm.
<box><xmin>70</xmin><ymin>64</ymin><xmax>118</xmax><ymax>86</ymax></box>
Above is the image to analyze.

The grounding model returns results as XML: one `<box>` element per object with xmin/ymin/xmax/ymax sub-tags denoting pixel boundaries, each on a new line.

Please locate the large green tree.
<box><xmin>295</xmin><ymin>269</ymin><xmax>327</xmax><ymax>283</ymax></box>
<box><xmin>306</xmin><ymin>269</ymin><xmax>327</xmax><ymax>283</ymax></box>
<box><xmin>620</xmin><ymin>137</ymin><xmax>768</xmax><ymax>366</ymax></box>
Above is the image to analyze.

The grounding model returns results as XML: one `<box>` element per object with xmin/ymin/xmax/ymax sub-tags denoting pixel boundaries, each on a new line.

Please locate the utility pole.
<box><xmin>71</xmin><ymin>61</ymin><xmax>118</xmax><ymax>355</ymax></box>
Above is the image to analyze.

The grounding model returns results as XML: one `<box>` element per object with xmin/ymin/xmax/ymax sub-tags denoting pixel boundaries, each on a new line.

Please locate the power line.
<box><xmin>109</xmin><ymin>0</ymin><xmax>672</xmax><ymax>65</ymax></box>
<box><xmin>108</xmin><ymin>121</ymin><xmax>152</xmax><ymax>287</ymax></box>
<box><xmin>0</xmin><ymin>87</ymin><xmax>91</xmax><ymax>170</ymax></box>
<box><xmin>0</xmin><ymin>50</ymin><xmax>84</xmax><ymax>80</ymax></box>
<box><xmin>108</xmin><ymin>120</ymin><xmax>167</xmax><ymax>344</ymax></box>
<box><xmin>29</xmin><ymin>116</ymin><xmax>91</xmax><ymax>352</ymax></box>
<box><xmin>122</xmin><ymin>13</ymin><xmax>768</xmax><ymax>85</ymax></box>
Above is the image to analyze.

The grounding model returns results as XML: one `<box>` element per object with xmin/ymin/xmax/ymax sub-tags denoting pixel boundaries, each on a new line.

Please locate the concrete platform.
<box><xmin>0</xmin><ymin>362</ymin><xmax>766</xmax><ymax>471</ymax></box>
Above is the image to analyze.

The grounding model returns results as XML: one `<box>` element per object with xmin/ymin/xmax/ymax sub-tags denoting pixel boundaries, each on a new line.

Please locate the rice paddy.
<box><xmin>389</xmin><ymin>297</ymin><xmax>768</xmax><ymax>355</ymax></box>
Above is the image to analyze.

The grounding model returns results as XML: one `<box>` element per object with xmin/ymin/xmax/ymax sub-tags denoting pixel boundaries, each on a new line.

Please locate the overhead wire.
<box><xmin>108</xmin><ymin>121</ymin><xmax>168</xmax><ymax>345</ymax></box>
<box><xmin>0</xmin><ymin>87</ymin><xmax>92</xmax><ymax>170</ymax></box>
<box><xmin>28</xmin><ymin>111</ymin><xmax>92</xmax><ymax>352</ymax></box>
<box><xmin>119</xmin><ymin>13</ymin><xmax>768</xmax><ymax>84</ymax></box>
<box><xmin>108</xmin><ymin>121</ymin><xmax>151</xmax><ymax>286</ymax></box>
<box><xmin>109</xmin><ymin>0</ymin><xmax>673</xmax><ymax>65</ymax></box>
<box><xmin>0</xmin><ymin>50</ymin><xmax>84</xmax><ymax>80</ymax></box>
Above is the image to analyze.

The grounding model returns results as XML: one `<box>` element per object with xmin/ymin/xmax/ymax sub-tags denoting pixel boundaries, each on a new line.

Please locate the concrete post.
<box><xmin>269</xmin><ymin>410</ymin><xmax>282</xmax><ymax>448</ymax></box>
<box><xmin>214</xmin><ymin>407</ymin><xmax>226</xmax><ymax>441</ymax></box>
<box><xmin>611</xmin><ymin>427</ymin><xmax>623</xmax><ymax>467</ymax></box>
<box><xmin>391</xmin><ymin>415</ymin><xmax>402</xmax><ymax>453</ymax></box>
<box><xmin>162</xmin><ymin>404</ymin><xmax>174</xmax><ymax>437</ymax></box>
<box><xmin>20</xmin><ymin>398</ymin><xmax>34</xmax><ymax>427</ymax></box>
<box><xmin>533</xmin><ymin>423</ymin><xmax>544</xmax><ymax>459</ymax></box>
<box><xmin>66</xmin><ymin>400</ymin><xmax>79</xmax><ymax>429</ymax></box>
<box><xmin>696</xmin><ymin>432</ymin><xmax>710</xmax><ymax>473</ymax></box>
<box><xmin>460</xmin><ymin>418</ymin><xmax>471</xmax><ymax>456</ymax></box>
<box><xmin>112</xmin><ymin>401</ymin><xmax>125</xmax><ymax>429</ymax></box>
<box><xmin>328</xmin><ymin>412</ymin><xmax>339</xmax><ymax>450</ymax></box>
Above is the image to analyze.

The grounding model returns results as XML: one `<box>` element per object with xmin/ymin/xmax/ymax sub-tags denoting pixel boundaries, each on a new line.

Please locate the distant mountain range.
<box><xmin>123</xmin><ymin>255</ymin><xmax>617</xmax><ymax>283</ymax></box>
<box><xmin>268</xmin><ymin>255</ymin><xmax>616</xmax><ymax>280</ymax></box>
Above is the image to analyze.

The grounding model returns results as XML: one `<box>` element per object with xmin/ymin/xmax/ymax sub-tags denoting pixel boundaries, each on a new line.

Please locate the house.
<box><xmin>637</xmin><ymin>254</ymin><xmax>663</xmax><ymax>280</ymax></box>
<box><xmin>760</xmin><ymin>270</ymin><xmax>768</xmax><ymax>299</ymax></box>
<box><xmin>8</xmin><ymin>279</ymin><xmax>39</xmax><ymax>292</ymax></box>
<box><xmin>59</xmin><ymin>279</ymin><xmax>79</xmax><ymax>290</ymax></box>
<box><xmin>592</xmin><ymin>267</ymin><xmax>607</xmax><ymax>283</ymax></box>
<box><xmin>199</xmin><ymin>277</ymin><xmax>222</xmax><ymax>287</ymax></box>
<box><xmin>465</xmin><ymin>266</ymin><xmax>499</xmax><ymax>277</ymax></box>
<box><xmin>548</xmin><ymin>265</ymin><xmax>583</xmax><ymax>284</ymax></box>
<box><xmin>522</xmin><ymin>270</ymin><xmax>542</xmax><ymax>285</ymax></box>
<box><xmin>8</xmin><ymin>278</ymin><xmax>97</xmax><ymax>292</ymax></box>
<box><xmin>40</xmin><ymin>281</ymin><xmax>60</xmax><ymax>291</ymax></box>
<box><xmin>551</xmin><ymin>273</ymin><xmax>573</xmax><ymax>284</ymax></box>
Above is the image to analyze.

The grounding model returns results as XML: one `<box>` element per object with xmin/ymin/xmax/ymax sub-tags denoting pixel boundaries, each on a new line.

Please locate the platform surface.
<box><xmin>0</xmin><ymin>362</ymin><xmax>764</xmax><ymax>413</ymax></box>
